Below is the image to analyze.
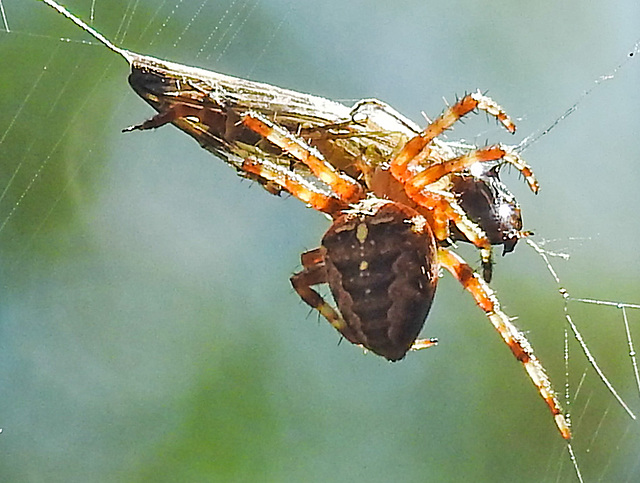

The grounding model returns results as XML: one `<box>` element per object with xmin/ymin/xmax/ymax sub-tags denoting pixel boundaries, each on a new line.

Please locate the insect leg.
<box><xmin>123</xmin><ymin>102</ymin><xmax>204</xmax><ymax>132</ymax></box>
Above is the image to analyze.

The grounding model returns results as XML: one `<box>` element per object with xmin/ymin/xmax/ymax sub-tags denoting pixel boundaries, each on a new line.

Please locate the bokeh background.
<box><xmin>1</xmin><ymin>0</ymin><xmax>639</xmax><ymax>481</ymax></box>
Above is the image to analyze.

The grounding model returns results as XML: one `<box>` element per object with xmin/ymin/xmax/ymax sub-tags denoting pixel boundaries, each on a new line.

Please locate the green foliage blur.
<box><xmin>1</xmin><ymin>1</ymin><xmax>639</xmax><ymax>481</ymax></box>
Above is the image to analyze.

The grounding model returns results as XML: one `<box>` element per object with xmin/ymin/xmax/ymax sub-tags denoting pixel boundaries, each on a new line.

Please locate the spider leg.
<box><xmin>241</xmin><ymin>157</ymin><xmax>347</xmax><ymax>215</ymax></box>
<box><xmin>291</xmin><ymin>254</ymin><xmax>348</xmax><ymax>333</ymax></box>
<box><xmin>410</xmin><ymin>338</ymin><xmax>439</xmax><ymax>351</ymax></box>
<box><xmin>405</xmin><ymin>187</ymin><xmax>495</xmax><ymax>282</ymax></box>
<box><xmin>437</xmin><ymin>246</ymin><xmax>571</xmax><ymax>440</ymax></box>
<box><xmin>390</xmin><ymin>91</ymin><xmax>516</xmax><ymax>183</ymax></box>
<box><xmin>242</xmin><ymin>111</ymin><xmax>364</xmax><ymax>204</ymax></box>
<box><xmin>406</xmin><ymin>145</ymin><xmax>539</xmax><ymax>195</ymax></box>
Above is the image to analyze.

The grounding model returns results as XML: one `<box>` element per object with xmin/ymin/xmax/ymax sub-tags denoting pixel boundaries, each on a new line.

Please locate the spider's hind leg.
<box><xmin>437</xmin><ymin>246</ymin><xmax>571</xmax><ymax>440</ymax></box>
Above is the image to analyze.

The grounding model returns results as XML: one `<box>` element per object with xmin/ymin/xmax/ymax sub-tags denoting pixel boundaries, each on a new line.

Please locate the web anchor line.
<box><xmin>517</xmin><ymin>38</ymin><xmax>640</xmax><ymax>153</ymax></box>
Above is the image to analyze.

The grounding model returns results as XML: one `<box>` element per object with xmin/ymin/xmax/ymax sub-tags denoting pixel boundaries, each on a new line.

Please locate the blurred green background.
<box><xmin>1</xmin><ymin>0</ymin><xmax>639</xmax><ymax>481</ymax></box>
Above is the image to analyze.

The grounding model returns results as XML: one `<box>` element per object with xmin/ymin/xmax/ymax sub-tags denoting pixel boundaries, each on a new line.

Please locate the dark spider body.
<box><xmin>317</xmin><ymin>201</ymin><xmax>437</xmax><ymax>361</ymax></box>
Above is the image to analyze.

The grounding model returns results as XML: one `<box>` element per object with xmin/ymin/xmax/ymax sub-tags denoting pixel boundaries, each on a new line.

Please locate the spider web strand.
<box><xmin>517</xmin><ymin>38</ymin><xmax>640</xmax><ymax>153</ymax></box>
<box><xmin>566</xmin><ymin>443</ymin><xmax>584</xmax><ymax>483</ymax></box>
<box><xmin>621</xmin><ymin>306</ymin><xmax>640</xmax><ymax>396</ymax></box>
<box><xmin>526</xmin><ymin>239</ymin><xmax>637</xmax><ymax>421</ymax></box>
<box><xmin>568</xmin><ymin>298</ymin><xmax>640</xmax><ymax>396</ymax></box>
<box><xmin>0</xmin><ymin>0</ymin><xmax>9</xmax><ymax>32</ymax></box>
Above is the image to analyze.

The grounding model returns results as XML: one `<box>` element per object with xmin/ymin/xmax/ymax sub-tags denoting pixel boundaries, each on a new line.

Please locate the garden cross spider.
<box><xmin>40</xmin><ymin>0</ymin><xmax>567</xmax><ymax>439</ymax></box>
<box><xmin>238</xmin><ymin>93</ymin><xmax>571</xmax><ymax>440</ymax></box>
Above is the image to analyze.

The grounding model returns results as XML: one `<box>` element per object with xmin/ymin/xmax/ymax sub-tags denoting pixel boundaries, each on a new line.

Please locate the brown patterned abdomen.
<box><xmin>322</xmin><ymin>202</ymin><xmax>438</xmax><ymax>361</ymax></box>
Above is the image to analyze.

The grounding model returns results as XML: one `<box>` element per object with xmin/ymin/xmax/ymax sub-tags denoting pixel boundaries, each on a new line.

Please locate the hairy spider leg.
<box><xmin>291</xmin><ymin>247</ymin><xmax>438</xmax><ymax>353</ymax></box>
<box><xmin>437</xmin><ymin>246</ymin><xmax>572</xmax><ymax>440</ymax></box>
<box><xmin>407</xmin><ymin>145</ymin><xmax>539</xmax><ymax>194</ymax></box>
<box><xmin>290</xmin><ymin>249</ymin><xmax>347</xmax><ymax>333</ymax></box>
<box><xmin>391</xmin><ymin>91</ymin><xmax>516</xmax><ymax>184</ymax></box>
<box><xmin>242</xmin><ymin>111</ymin><xmax>364</xmax><ymax>204</ymax></box>
<box><xmin>402</xmin><ymin>186</ymin><xmax>494</xmax><ymax>283</ymax></box>
<box><xmin>241</xmin><ymin>157</ymin><xmax>347</xmax><ymax>215</ymax></box>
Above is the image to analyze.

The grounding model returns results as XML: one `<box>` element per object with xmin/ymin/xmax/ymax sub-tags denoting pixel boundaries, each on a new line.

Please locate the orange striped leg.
<box><xmin>438</xmin><ymin>246</ymin><xmax>571</xmax><ymax>440</ymax></box>
<box><xmin>242</xmin><ymin>157</ymin><xmax>347</xmax><ymax>215</ymax></box>
<box><xmin>406</xmin><ymin>145</ymin><xmax>539</xmax><ymax>194</ymax></box>
<box><xmin>407</xmin><ymin>189</ymin><xmax>494</xmax><ymax>281</ymax></box>
<box><xmin>291</xmin><ymin>251</ymin><xmax>348</xmax><ymax>333</ymax></box>
<box><xmin>500</xmin><ymin>147</ymin><xmax>539</xmax><ymax>193</ymax></box>
<box><xmin>242</xmin><ymin>111</ymin><xmax>364</xmax><ymax>203</ymax></box>
<box><xmin>391</xmin><ymin>91</ymin><xmax>516</xmax><ymax>182</ymax></box>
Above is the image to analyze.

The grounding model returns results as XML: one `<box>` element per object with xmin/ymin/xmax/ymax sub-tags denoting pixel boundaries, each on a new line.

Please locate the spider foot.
<box><xmin>410</xmin><ymin>338</ymin><xmax>439</xmax><ymax>351</ymax></box>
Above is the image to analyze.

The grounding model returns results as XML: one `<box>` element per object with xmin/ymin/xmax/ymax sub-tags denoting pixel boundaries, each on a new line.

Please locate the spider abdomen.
<box><xmin>322</xmin><ymin>201</ymin><xmax>439</xmax><ymax>361</ymax></box>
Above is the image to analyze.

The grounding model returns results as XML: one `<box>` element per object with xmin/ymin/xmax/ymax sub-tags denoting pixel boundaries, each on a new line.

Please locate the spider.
<box><xmin>234</xmin><ymin>93</ymin><xmax>571</xmax><ymax>440</ymax></box>
<box><xmin>39</xmin><ymin>0</ymin><xmax>569</xmax><ymax>441</ymax></box>
<box><xmin>118</xmin><ymin>47</ymin><xmax>565</xmax><ymax>440</ymax></box>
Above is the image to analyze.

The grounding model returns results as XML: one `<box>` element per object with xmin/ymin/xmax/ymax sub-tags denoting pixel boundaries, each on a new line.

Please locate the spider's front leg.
<box><xmin>391</xmin><ymin>91</ymin><xmax>514</xmax><ymax>180</ymax></box>
<box><xmin>391</xmin><ymin>91</ymin><xmax>539</xmax><ymax>193</ymax></box>
<box><xmin>437</xmin><ymin>246</ymin><xmax>571</xmax><ymax>440</ymax></box>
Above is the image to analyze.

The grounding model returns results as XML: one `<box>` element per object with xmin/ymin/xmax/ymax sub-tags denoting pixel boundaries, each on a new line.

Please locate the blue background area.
<box><xmin>1</xmin><ymin>1</ymin><xmax>639</xmax><ymax>481</ymax></box>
